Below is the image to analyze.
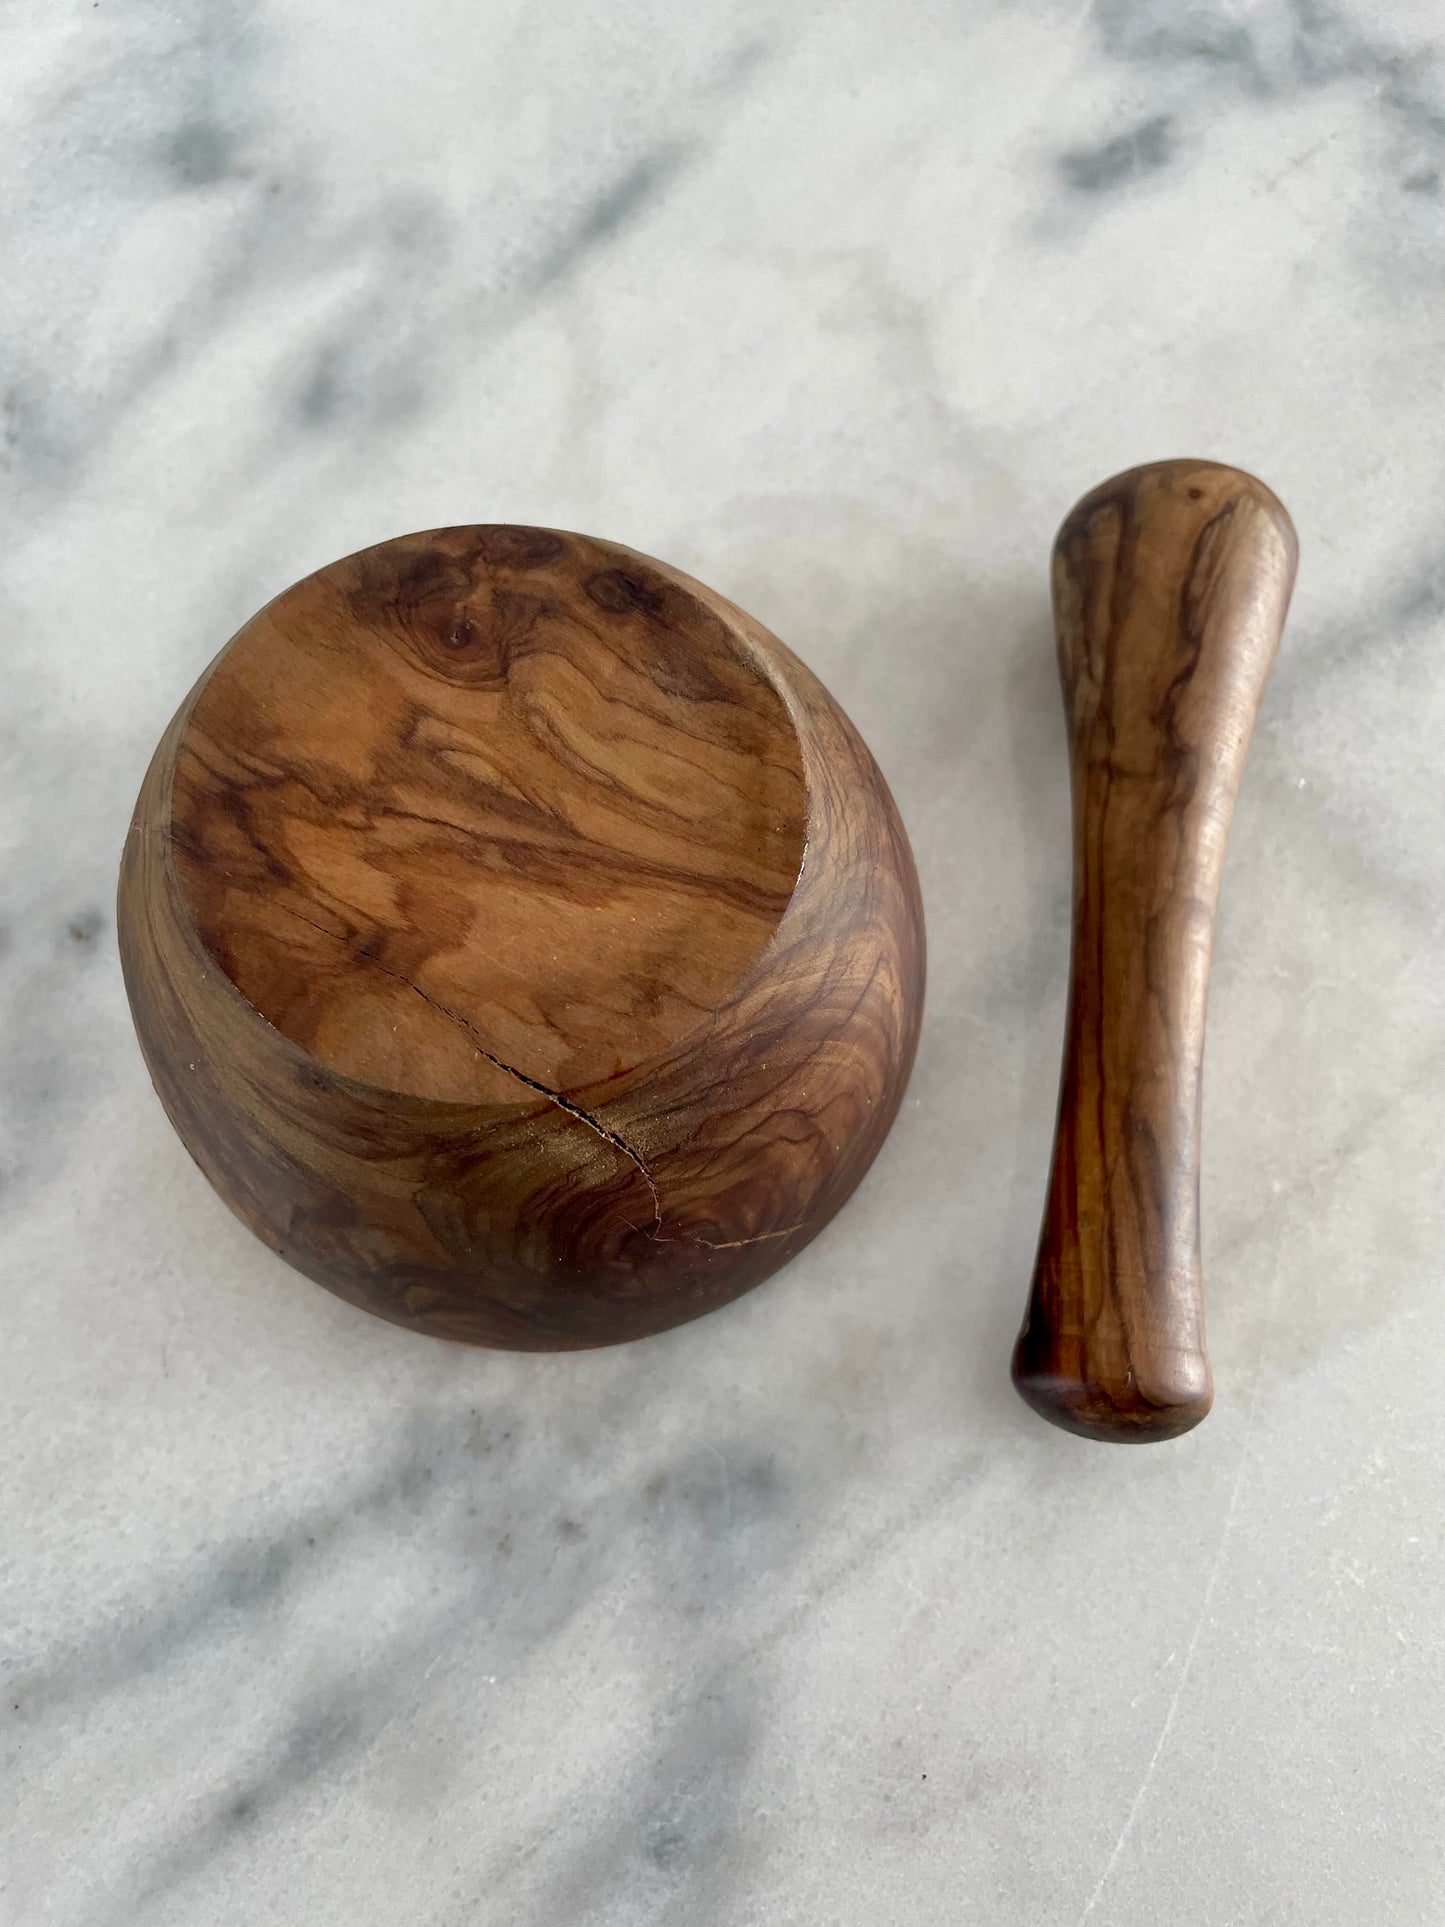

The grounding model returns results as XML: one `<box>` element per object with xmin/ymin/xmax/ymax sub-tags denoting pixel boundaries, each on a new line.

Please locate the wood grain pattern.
<box><xmin>1012</xmin><ymin>460</ymin><xmax>1297</xmax><ymax>1442</ymax></box>
<box><xmin>118</xmin><ymin>528</ymin><xmax>925</xmax><ymax>1348</ymax></box>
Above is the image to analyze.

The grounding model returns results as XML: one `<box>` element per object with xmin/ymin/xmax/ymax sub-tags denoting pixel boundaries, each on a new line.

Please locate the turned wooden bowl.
<box><xmin>118</xmin><ymin>528</ymin><xmax>924</xmax><ymax>1348</ymax></box>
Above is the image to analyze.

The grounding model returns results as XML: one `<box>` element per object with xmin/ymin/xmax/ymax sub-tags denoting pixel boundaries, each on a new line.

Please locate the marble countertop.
<box><xmin>5</xmin><ymin>1</ymin><xmax>1444</xmax><ymax>1921</ymax></box>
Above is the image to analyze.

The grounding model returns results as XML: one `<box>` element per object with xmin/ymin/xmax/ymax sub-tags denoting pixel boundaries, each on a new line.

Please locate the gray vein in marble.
<box><xmin>1059</xmin><ymin>113</ymin><xmax>1177</xmax><ymax>193</ymax></box>
<box><xmin>453</xmin><ymin>1437</ymin><xmax>994</xmax><ymax>1922</ymax></box>
<box><xmin>0</xmin><ymin>903</ymin><xmax>115</xmax><ymax>1205</ymax></box>
<box><xmin>10</xmin><ymin>1407</ymin><xmax>514</xmax><ymax>1718</ymax></box>
<box><xmin>1070</xmin><ymin>0</ymin><xmax>1445</xmax><ymax>218</ymax></box>
<box><xmin>1</xmin><ymin>0</ymin><xmax>268</xmax><ymax>489</ymax></box>
<box><xmin>244</xmin><ymin>53</ymin><xmax>767</xmax><ymax>474</ymax></box>
<box><xmin>13</xmin><ymin>1397</ymin><xmax>843</xmax><ymax>1919</ymax></box>
<box><xmin>525</xmin><ymin>139</ymin><xmax>700</xmax><ymax>296</ymax></box>
<box><xmin>128</xmin><ymin>1692</ymin><xmax>367</xmax><ymax>1919</ymax></box>
<box><xmin>506</xmin><ymin>1687</ymin><xmax>758</xmax><ymax>1927</ymax></box>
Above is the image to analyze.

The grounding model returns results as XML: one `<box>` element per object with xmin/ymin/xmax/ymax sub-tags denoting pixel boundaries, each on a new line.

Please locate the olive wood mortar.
<box><xmin>118</xmin><ymin>528</ymin><xmax>925</xmax><ymax>1348</ymax></box>
<box><xmin>1013</xmin><ymin>460</ymin><xmax>1297</xmax><ymax>1443</ymax></box>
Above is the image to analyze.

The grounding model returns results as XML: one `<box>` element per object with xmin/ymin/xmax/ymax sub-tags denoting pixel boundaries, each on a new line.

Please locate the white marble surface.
<box><xmin>4</xmin><ymin>0</ymin><xmax>1445</xmax><ymax>1920</ymax></box>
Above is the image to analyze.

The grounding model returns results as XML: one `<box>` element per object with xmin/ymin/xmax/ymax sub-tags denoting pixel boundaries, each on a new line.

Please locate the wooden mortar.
<box><xmin>118</xmin><ymin>528</ymin><xmax>925</xmax><ymax>1348</ymax></box>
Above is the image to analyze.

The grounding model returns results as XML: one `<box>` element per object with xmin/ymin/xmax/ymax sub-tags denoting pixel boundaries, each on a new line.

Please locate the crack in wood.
<box><xmin>272</xmin><ymin>902</ymin><xmax>668</xmax><ymax>1237</ymax></box>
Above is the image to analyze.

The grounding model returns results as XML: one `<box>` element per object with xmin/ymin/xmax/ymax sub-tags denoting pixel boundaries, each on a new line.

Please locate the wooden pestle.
<box><xmin>1012</xmin><ymin>460</ymin><xmax>1297</xmax><ymax>1442</ymax></box>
